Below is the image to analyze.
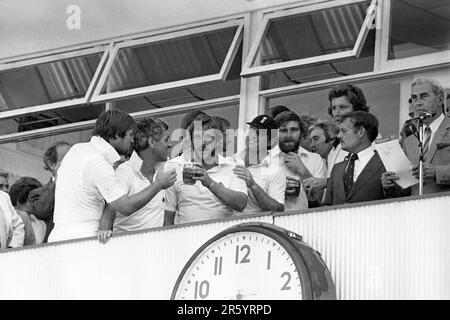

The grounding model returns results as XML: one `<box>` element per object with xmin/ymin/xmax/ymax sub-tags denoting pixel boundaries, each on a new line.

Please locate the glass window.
<box><xmin>266</xmin><ymin>78</ymin><xmax>401</xmax><ymax>138</ymax></box>
<box><xmin>261</xmin><ymin>29</ymin><xmax>375</xmax><ymax>90</ymax></box>
<box><xmin>94</xmin><ymin>24</ymin><xmax>243</xmax><ymax>101</ymax></box>
<box><xmin>388</xmin><ymin>0</ymin><xmax>450</xmax><ymax>60</ymax></box>
<box><xmin>242</xmin><ymin>0</ymin><xmax>375</xmax><ymax>77</ymax></box>
<box><xmin>113</xmin><ymin>44</ymin><xmax>242</xmax><ymax>112</ymax></box>
<box><xmin>0</xmin><ymin>104</ymin><xmax>239</xmax><ymax>185</ymax></box>
<box><xmin>0</xmin><ymin>104</ymin><xmax>105</xmax><ymax>135</ymax></box>
<box><xmin>0</xmin><ymin>53</ymin><xmax>103</xmax><ymax>111</ymax></box>
<box><xmin>0</xmin><ymin>129</ymin><xmax>93</xmax><ymax>184</ymax></box>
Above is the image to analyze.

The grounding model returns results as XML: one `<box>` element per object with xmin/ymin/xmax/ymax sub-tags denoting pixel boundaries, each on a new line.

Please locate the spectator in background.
<box><xmin>308</xmin><ymin>121</ymin><xmax>340</xmax><ymax>161</ymax></box>
<box><xmin>232</xmin><ymin>115</ymin><xmax>285</xmax><ymax>213</ymax></box>
<box><xmin>324</xmin><ymin>112</ymin><xmax>386</xmax><ymax>205</ymax></box>
<box><xmin>271</xmin><ymin>111</ymin><xmax>326</xmax><ymax>211</ymax></box>
<box><xmin>268</xmin><ymin>105</ymin><xmax>290</xmax><ymax>119</ymax></box>
<box><xmin>299</xmin><ymin>114</ymin><xmax>316</xmax><ymax>151</ymax></box>
<box><xmin>0</xmin><ymin>190</ymin><xmax>24</xmax><ymax>249</ymax></box>
<box><xmin>0</xmin><ymin>170</ymin><xmax>9</xmax><ymax>193</ymax></box>
<box><xmin>322</xmin><ymin>84</ymin><xmax>371</xmax><ymax>180</ymax></box>
<box><xmin>28</xmin><ymin>141</ymin><xmax>71</xmax><ymax>243</ymax></box>
<box><xmin>9</xmin><ymin>177</ymin><xmax>46</xmax><ymax>245</ymax></box>
<box><xmin>181</xmin><ymin>110</ymin><xmax>207</xmax><ymax>130</ymax></box>
<box><xmin>49</xmin><ymin>110</ymin><xmax>176</xmax><ymax>242</ymax></box>
<box><xmin>98</xmin><ymin>117</ymin><xmax>176</xmax><ymax>243</ymax></box>
<box><xmin>164</xmin><ymin>117</ymin><xmax>247</xmax><ymax>225</ymax></box>
<box><xmin>303</xmin><ymin>121</ymin><xmax>340</xmax><ymax>204</ymax></box>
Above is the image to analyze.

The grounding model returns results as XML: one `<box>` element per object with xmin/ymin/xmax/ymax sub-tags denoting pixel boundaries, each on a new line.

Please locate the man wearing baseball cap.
<box><xmin>232</xmin><ymin>115</ymin><xmax>285</xmax><ymax>213</ymax></box>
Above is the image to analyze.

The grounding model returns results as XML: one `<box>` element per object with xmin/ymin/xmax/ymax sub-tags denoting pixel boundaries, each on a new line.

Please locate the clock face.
<box><xmin>173</xmin><ymin>231</ymin><xmax>303</xmax><ymax>300</ymax></box>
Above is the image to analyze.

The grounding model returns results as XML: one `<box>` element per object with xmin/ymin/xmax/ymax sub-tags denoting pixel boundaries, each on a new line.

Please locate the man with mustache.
<box><xmin>324</xmin><ymin>111</ymin><xmax>386</xmax><ymax>205</ymax></box>
<box><xmin>303</xmin><ymin>84</ymin><xmax>370</xmax><ymax>196</ymax></box>
<box><xmin>164</xmin><ymin>116</ymin><xmax>247</xmax><ymax>225</ymax></box>
<box><xmin>271</xmin><ymin>111</ymin><xmax>326</xmax><ymax>211</ymax></box>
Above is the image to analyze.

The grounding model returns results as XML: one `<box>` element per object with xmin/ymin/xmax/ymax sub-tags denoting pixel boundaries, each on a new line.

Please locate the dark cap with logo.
<box><xmin>246</xmin><ymin>115</ymin><xmax>277</xmax><ymax>130</ymax></box>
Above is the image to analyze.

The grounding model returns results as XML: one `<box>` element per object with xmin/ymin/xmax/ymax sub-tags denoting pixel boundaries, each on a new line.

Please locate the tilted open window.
<box><xmin>0</xmin><ymin>47</ymin><xmax>109</xmax><ymax>121</ymax></box>
<box><xmin>241</xmin><ymin>0</ymin><xmax>377</xmax><ymax>78</ymax></box>
<box><xmin>90</xmin><ymin>20</ymin><xmax>243</xmax><ymax>104</ymax></box>
<box><xmin>387</xmin><ymin>0</ymin><xmax>450</xmax><ymax>61</ymax></box>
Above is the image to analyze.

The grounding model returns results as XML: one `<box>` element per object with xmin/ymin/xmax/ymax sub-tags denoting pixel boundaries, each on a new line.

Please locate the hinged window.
<box><xmin>90</xmin><ymin>20</ymin><xmax>243</xmax><ymax>104</ymax></box>
<box><xmin>241</xmin><ymin>0</ymin><xmax>377</xmax><ymax>78</ymax></box>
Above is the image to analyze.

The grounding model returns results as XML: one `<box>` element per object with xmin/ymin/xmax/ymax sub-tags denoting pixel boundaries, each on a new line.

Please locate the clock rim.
<box><xmin>170</xmin><ymin>222</ymin><xmax>315</xmax><ymax>300</ymax></box>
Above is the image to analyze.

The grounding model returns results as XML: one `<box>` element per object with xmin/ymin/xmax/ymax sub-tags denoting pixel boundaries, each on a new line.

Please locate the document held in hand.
<box><xmin>375</xmin><ymin>139</ymin><xmax>419</xmax><ymax>189</ymax></box>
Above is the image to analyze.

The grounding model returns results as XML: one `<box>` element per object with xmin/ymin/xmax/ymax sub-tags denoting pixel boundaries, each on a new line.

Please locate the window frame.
<box><xmin>240</xmin><ymin>0</ymin><xmax>378</xmax><ymax>78</ymax></box>
<box><xmin>0</xmin><ymin>45</ymin><xmax>110</xmax><ymax>121</ymax></box>
<box><xmin>0</xmin><ymin>94</ymin><xmax>240</xmax><ymax>145</ymax></box>
<box><xmin>89</xmin><ymin>19</ymin><xmax>244</xmax><ymax>104</ymax></box>
<box><xmin>377</xmin><ymin>0</ymin><xmax>450</xmax><ymax>72</ymax></box>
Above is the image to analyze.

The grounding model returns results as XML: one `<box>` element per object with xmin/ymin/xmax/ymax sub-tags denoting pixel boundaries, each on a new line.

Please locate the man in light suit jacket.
<box><xmin>324</xmin><ymin>111</ymin><xmax>386</xmax><ymax>205</ymax></box>
<box><xmin>382</xmin><ymin>79</ymin><xmax>450</xmax><ymax>195</ymax></box>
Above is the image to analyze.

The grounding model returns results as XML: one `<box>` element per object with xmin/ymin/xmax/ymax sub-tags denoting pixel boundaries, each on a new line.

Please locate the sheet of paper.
<box><xmin>375</xmin><ymin>139</ymin><xmax>418</xmax><ymax>189</ymax></box>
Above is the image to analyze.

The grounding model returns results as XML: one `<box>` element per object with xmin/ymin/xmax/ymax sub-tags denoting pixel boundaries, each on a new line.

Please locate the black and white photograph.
<box><xmin>0</xmin><ymin>0</ymin><xmax>449</xmax><ymax>303</ymax></box>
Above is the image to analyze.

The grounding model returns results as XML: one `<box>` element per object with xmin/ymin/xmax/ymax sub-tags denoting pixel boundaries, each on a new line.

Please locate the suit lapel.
<box><xmin>427</xmin><ymin>116</ymin><xmax>450</xmax><ymax>163</ymax></box>
<box><xmin>335</xmin><ymin>163</ymin><xmax>347</xmax><ymax>201</ymax></box>
<box><xmin>346</xmin><ymin>152</ymin><xmax>383</xmax><ymax>200</ymax></box>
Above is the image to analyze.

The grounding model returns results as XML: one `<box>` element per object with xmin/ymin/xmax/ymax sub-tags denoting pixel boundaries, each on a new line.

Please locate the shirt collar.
<box><xmin>90</xmin><ymin>136</ymin><xmax>121</xmax><ymax>165</ymax></box>
<box><xmin>128</xmin><ymin>151</ymin><xmax>143</xmax><ymax>173</ymax></box>
<box><xmin>355</xmin><ymin>145</ymin><xmax>375</xmax><ymax>163</ymax></box>
<box><xmin>428</xmin><ymin>113</ymin><xmax>445</xmax><ymax>133</ymax></box>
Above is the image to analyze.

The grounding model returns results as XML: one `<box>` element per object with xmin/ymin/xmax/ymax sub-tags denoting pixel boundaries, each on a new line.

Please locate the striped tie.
<box><xmin>422</xmin><ymin>126</ymin><xmax>432</xmax><ymax>159</ymax></box>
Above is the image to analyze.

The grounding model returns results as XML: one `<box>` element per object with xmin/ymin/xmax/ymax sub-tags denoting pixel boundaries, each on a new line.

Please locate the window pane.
<box><xmin>0</xmin><ymin>129</ymin><xmax>92</xmax><ymax>184</ymax></box>
<box><xmin>267</xmin><ymin>77</ymin><xmax>400</xmax><ymax>138</ymax></box>
<box><xmin>252</xmin><ymin>1</ymin><xmax>370</xmax><ymax>67</ymax></box>
<box><xmin>0</xmin><ymin>53</ymin><xmax>102</xmax><ymax>111</ymax></box>
<box><xmin>101</xmin><ymin>26</ymin><xmax>239</xmax><ymax>94</ymax></box>
<box><xmin>0</xmin><ymin>104</ymin><xmax>105</xmax><ymax>135</ymax></box>
<box><xmin>388</xmin><ymin>0</ymin><xmax>450</xmax><ymax>60</ymax></box>
<box><xmin>261</xmin><ymin>29</ymin><xmax>375</xmax><ymax>90</ymax></box>
<box><xmin>0</xmin><ymin>104</ymin><xmax>239</xmax><ymax>184</ymax></box>
<box><xmin>114</xmin><ymin>44</ymin><xmax>242</xmax><ymax>112</ymax></box>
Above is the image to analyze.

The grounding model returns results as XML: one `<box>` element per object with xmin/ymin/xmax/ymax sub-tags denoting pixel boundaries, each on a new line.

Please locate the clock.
<box><xmin>171</xmin><ymin>222</ymin><xmax>336</xmax><ymax>300</ymax></box>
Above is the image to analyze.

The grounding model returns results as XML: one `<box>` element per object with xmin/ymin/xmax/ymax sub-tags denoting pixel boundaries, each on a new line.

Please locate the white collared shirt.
<box><xmin>0</xmin><ymin>191</ymin><xmax>24</xmax><ymax>248</ymax></box>
<box><xmin>113</xmin><ymin>151</ymin><xmax>164</xmax><ymax>232</ymax></box>
<box><xmin>49</xmin><ymin>136</ymin><xmax>127</xmax><ymax>242</ymax></box>
<box><xmin>326</xmin><ymin>143</ymin><xmax>348</xmax><ymax>178</ymax></box>
<box><xmin>427</xmin><ymin>113</ymin><xmax>445</xmax><ymax>146</ymax></box>
<box><xmin>164</xmin><ymin>155</ymin><xmax>247</xmax><ymax>224</ymax></box>
<box><xmin>269</xmin><ymin>145</ymin><xmax>327</xmax><ymax>211</ymax></box>
<box><xmin>353</xmin><ymin>146</ymin><xmax>376</xmax><ymax>182</ymax></box>
<box><xmin>233</xmin><ymin>150</ymin><xmax>286</xmax><ymax>213</ymax></box>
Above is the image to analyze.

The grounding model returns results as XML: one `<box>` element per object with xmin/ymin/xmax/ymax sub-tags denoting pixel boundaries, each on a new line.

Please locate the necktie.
<box><xmin>343</xmin><ymin>153</ymin><xmax>358</xmax><ymax>197</ymax></box>
<box><xmin>422</xmin><ymin>126</ymin><xmax>432</xmax><ymax>160</ymax></box>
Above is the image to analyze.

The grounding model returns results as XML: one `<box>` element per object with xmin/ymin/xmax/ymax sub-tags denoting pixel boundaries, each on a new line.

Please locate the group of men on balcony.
<box><xmin>1</xmin><ymin>77</ymin><xmax>449</xmax><ymax>248</ymax></box>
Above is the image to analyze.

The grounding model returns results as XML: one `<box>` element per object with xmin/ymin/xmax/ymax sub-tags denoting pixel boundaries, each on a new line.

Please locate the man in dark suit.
<box><xmin>382</xmin><ymin>78</ymin><xmax>450</xmax><ymax>195</ymax></box>
<box><xmin>324</xmin><ymin>111</ymin><xmax>386</xmax><ymax>205</ymax></box>
<box><xmin>28</xmin><ymin>142</ymin><xmax>71</xmax><ymax>242</ymax></box>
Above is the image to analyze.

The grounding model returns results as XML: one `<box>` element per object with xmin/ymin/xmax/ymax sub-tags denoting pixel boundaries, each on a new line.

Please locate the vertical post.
<box><xmin>237</xmin><ymin>12</ymin><xmax>263</xmax><ymax>152</ymax></box>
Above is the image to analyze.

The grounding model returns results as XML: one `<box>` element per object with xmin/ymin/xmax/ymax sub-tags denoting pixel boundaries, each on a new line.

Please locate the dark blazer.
<box><xmin>323</xmin><ymin>151</ymin><xmax>386</xmax><ymax>206</ymax></box>
<box><xmin>402</xmin><ymin>115</ymin><xmax>450</xmax><ymax>195</ymax></box>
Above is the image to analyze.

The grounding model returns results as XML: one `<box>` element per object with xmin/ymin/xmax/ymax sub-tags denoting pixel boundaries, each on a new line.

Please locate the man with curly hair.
<box><xmin>98</xmin><ymin>117</ymin><xmax>176</xmax><ymax>243</ymax></box>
